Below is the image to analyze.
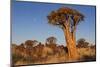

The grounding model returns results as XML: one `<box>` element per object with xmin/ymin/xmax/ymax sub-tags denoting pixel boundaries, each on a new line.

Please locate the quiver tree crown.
<box><xmin>47</xmin><ymin>7</ymin><xmax>84</xmax><ymax>32</ymax></box>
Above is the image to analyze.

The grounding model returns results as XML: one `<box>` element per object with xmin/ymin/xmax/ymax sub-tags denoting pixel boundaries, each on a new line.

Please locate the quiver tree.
<box><xmin>47</xmin><ymin>7</ymin><xmax>84</xmax><ymax>60</ymax></box>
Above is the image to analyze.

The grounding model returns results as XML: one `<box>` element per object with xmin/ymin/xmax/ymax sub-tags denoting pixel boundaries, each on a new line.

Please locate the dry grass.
<box><xmin>12</xmin><ymin>44</ymin><xmax>96</xmax><ymax>66</ymax></box>
<box><xmin>78</xmin><ymin>47</ymin><xmax>96</xmax><ymax>61</ymax></box>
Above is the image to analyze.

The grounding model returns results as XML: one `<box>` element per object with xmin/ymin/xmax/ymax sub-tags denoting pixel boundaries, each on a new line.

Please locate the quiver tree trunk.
<box><xmin>63</xmin><ymin>21</ymin><xmax>79</xmax><ymax>61</ymax></box>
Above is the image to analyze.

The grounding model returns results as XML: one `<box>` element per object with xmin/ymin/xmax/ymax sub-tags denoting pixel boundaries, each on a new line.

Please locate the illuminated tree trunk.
<box><xmin>63</xmin><ymin>21</ymin><xmax>79</xmax><ymax>61</ymax></box>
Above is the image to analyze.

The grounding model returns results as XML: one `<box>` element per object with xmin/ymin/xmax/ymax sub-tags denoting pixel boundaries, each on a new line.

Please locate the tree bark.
<box><xmin>63</xmin><ymin>21</ymin><xmax>79</xmax><ymax>61</ymax></box>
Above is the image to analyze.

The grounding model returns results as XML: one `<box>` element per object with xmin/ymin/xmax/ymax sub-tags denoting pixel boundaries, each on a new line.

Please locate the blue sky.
<box><xmin>12</xmin><ymin>1</ymin><xmax>96</xmax><ymax>46</ymax></box>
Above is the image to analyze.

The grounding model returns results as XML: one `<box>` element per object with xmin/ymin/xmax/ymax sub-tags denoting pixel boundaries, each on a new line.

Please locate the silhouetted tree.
<box><xmin>77</xmin><ymin>38</ymin><xmax>89</xmax><ymax>48</ymax></box>
<box><xmin>84</xmin><ymin>42</ymin><xmax>89</xmax><ymax>48</ymax></box>
<box><xmin>25</xmin><ymin>40</ymin><xmax>38</xmax><ymax>49</ymax></box>
<box><xmin>20</xmin><ymin>43</ymin><xmax>25</xmax><ymax>48</ymax></box>
<box><xmin>77</xmin><ymin>38</ymin><xmax>85</xmax><ymax>47</ymax></box>
<box><xmin>46</xmin><ymin>36</ymin><xmax>57</xmax><ymax>44</ymax></box>
<box><xmin>25</xmin><ymin>40</ymin><xmax>34</xmax><ymax>49</ymax></box>
<box><xmin>47</xmin><ymin>7</ymin><xmax>84</xmax><ymax>60</ymax></box>
<box><xmin>33</xmin><ymin>40</ymin><xmax>38</xmax><ymax>46</ymax></box>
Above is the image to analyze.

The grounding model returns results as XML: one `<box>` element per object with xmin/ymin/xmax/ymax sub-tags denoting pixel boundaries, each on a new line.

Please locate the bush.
<box><xmin>12</xmin><ymin>53</ymin><xmax>23</xmax><ymax>64</ymax></box>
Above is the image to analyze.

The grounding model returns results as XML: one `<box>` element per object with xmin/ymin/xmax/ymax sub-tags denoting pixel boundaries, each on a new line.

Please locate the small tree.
<box><xmin>25</xmin><ymin>40</ymin><xmax>34</xmax><ymax>49</ymax></box>
<box><xmin>46</xmin><ymin>36</ymin><xmax>57</xmax><ymax>44</ymax></box>
<box><xmin>77</xmin><ymin>38</ymin><xmax>85</xmax><ymax>48</ymax></box>
<box><xmin>84</xmin><ymin>42</ymin><xmax>89</xmax><ymax>48</ymax></box>
<box><xmin>25</xmin><ymin>40</ymin><xmax>38</xmax><ymax>60</ymax></box>
<box><xmin>77</xmin><ymin>38</ymin><xmax>89</xmax><ymax>48</ymax></box>
<box><xmin>20</xmin><ymin>43</ymin><xmax>24</xmax><ymax>47</ymax></box>
<box><xmin>25</xmin><ymin>40</ymin><xmax>38</xmax><ymax>49</ymax></box>
<box><xmin>46</xmin><ymin>36</ymin><xmax>57</xmax><ymax>51</ymax></box>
